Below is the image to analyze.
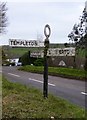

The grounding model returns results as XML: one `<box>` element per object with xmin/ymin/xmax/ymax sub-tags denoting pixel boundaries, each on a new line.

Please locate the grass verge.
<box><xmin>2</xmin><ymin>76</ymin><xmax>86</xmax><ymax>119</ymax></box>
<box><xmin>18</xmin><ymin>65</ymin><xmax>87</xmax><ymax>81</ymax></box>
<box><xmin>0</xmin><ymin>74</ymin><xmax>2</xmax><ymax>120</ymax></box>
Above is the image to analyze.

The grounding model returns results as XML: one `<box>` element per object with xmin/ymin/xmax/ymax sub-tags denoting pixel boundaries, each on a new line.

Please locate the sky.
<box><xmin>0</xmin><ymin>0</ymin><xmax>86</xmax><ymax>45</ymax></box>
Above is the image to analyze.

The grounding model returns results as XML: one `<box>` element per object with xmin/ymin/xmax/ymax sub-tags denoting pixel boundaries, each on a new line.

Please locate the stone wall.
<box><xmin>48</xmin><ymin>56</ymin><xmax>85</xmax><ymax>69</ymax></box>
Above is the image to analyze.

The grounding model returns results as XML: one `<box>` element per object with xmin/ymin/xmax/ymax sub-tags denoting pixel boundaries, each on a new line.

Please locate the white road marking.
<box><xmin>29</xmin><ymin>78</ymin><xmax>55</xmax><ymax>87</ymax></box>
<box><xmin>8</xmin><ymin>73</ymin><xmax>20</xmax><ymax>77</ymax></box>
<box><xmin>81</xmin><ymin>92</ymin><xmax>87</xmax><ymax>95</ymax></box>
<box><xmin>48</xmin><ymin>83</ymin><xmax>55</xmax><ymax>87</ymax></box>
<box><xmin>29</xmin><ymin>78</ymin><xmax>43</xmax><ymax>84</ymax></box>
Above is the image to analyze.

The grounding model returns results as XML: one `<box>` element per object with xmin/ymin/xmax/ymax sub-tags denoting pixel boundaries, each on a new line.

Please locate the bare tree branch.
<box><xmin>0</xmin><ymin>2</ymin><xmax>8</xmax><ymax>34</ymax></box>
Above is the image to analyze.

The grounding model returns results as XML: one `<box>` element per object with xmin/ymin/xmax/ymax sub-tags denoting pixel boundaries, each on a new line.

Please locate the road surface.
<box><xmin>2</xmin><ymin>66</ymin><xmax>87</xmax><ymax>108</ymax></box>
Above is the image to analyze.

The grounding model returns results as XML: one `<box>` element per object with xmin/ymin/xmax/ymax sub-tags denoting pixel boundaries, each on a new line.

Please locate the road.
<box><xmin>2</xmin><ymin>66</ymin><xmax>87</xmax><ymax>108</ymax></box>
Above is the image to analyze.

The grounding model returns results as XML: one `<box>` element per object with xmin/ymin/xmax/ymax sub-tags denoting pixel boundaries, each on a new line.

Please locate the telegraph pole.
<box><xmin>43</xmin><ymin>24</ymin><xmax>51</xmax><ymax>98</ymax></box>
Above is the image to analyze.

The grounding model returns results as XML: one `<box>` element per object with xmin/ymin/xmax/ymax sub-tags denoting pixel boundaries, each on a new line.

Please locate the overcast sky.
<box><xmin>0</xmin><ymin>0</ymin><xmax>86</xmax><ymax>45</ymax></box>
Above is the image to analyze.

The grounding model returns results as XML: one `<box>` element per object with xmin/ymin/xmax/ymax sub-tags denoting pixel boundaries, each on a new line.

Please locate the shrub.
<box><xmin>19</xmin><ymin>52</ymin><xmax>30</xmax><ymax>66</ymax></box>
<box><xmin>34</xmin><ymin>58</ymin><xmax>44</xmax><ymax>66</ymax></box>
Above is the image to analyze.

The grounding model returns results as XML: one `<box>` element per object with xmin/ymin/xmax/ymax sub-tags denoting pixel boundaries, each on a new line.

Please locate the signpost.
<box><xmin>43</xmin><ymin>24</ymin><xmax>51</xmax><ymax>98</ymax></box>
<box><xmin>9</xmin><ymin>25</ymin><xmax>75</xmax><ymax>99</ymax></box>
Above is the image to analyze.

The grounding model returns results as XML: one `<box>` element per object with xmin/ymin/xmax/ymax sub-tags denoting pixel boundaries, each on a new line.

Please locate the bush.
<box><xmin>2</xmin><ymin>60</ymin><xmax>10</xmax><ymax>66</ymax></box>
<box><xmin>19</xmin><ymin>52</ymin><xmax>30</xmax><ymax>66</ymax></box>
<box><xmin>34</xmin><ymin>58</ymin><xmax>44</xmax><ymax>66</ymax></box>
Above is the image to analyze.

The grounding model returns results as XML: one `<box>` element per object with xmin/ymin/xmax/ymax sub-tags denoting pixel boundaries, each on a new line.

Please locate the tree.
<box><xmin>68</xmin><ymin>6</ymin><xmax>87</xmax><ymax>46</ymax></box>
<box><xmin>20</xmin><ymin>51</ymin><xmax>30</xmax><ymax>66</ymax></box>
<box><xmin>0</xmin><ymin>2</ymin><xmax>8</xmax><ymax>34</ymax></box>
<box><xmin>2</xmin><ymin>49</ymin><xmax>10</xmax><ymax>66</ymax></box>
<box><xmin>83</xmin><ymin>34</ymin><xmax>87</xmax><ymax>71</ymax></box>
<box><xmin>68</xmin><ymin>1</ymin><xmax>87</xmax><ymax>71</ymax></box>
<box><xmin>2</xmin><ymin>50</ymin><xmax>6</xmax><ymax>60</ymax></box>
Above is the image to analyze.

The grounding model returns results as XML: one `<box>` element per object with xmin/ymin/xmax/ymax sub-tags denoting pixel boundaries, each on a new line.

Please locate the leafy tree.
<box><xmin>19</xmin><ymin>52</ymin><xmax>30</xmax><ymax>66</ymax></box>
<box><xmin>68</xmin><ymin>5</ymin><xmax>87</xmax><ymax>47</ymax></box>
<box><xmin>2</xmin><ymin>50</ymin><xmax>10</xmax><ymax>66</ymax></box>
<box><xmin>83</xmin><ymin>34</ymin><xmax>87</xmax><ymax>71</ymax></box>
<box><xmin>68</xmin><ymin>2</ymin><xmax>87</xmax><ymax>71</ymax></box>
<box><xmin>2</xmin><ymin>50</ymin><xmax>6</xmax><ymax>60</ymax></box>
<box><xmin>0</xmin><ymin>2</ymin><xmax>8</xmax><ymax>34</ymax></box>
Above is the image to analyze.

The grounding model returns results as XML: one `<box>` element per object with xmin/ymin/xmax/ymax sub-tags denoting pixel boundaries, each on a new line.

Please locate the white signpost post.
<box><xmin>9</xmin><ymin>39</ymin><xmax>44</xmax><ymax>47</ymax></box>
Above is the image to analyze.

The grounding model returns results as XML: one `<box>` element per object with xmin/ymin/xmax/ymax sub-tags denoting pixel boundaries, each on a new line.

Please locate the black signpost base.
<box><xmin>43</xmin><ymin>55</ymin><xmax>48</xmax><ymax>98</ymax></box>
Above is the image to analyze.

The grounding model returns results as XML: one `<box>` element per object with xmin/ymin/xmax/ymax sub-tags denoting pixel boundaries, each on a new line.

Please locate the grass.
<box><xmin>0</xmin><ymin>46</ymin><xmax>2</xmax><ymax>65</ymax></box>
<box><xmin>2</xmin><ymin>76</ymin><xmax>86</xmax><ymax>119</ymax></box>
<box><xmin>0</xmin><ymin>74</ymin><xmax>2</xmax><ymax>120</ymax></box>
<box><xmin>3</xmin><ymin>46</ymin><xmax>44</xmax><ymax>58</ymax></box>
<box><xmin>18</xmin><ymin>65</ymin><xmax>87</xmax><ymax>80</ymax></box>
